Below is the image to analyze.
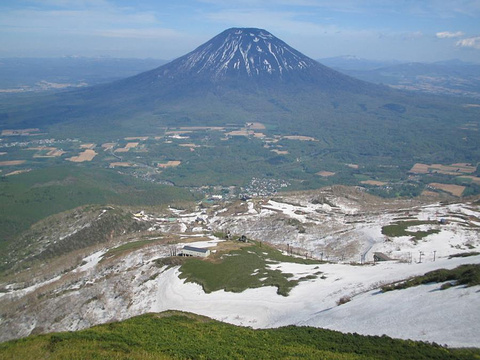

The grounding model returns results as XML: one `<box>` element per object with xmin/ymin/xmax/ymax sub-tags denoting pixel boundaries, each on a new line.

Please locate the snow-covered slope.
<box><xmin>154</xmin><ymin>255</ymin><xmax>480</xmax><ymax>347</ymax></box>
<box><xmin>1</xmin><ymin>189</ymin><xmax>479</xmax><ymax>347</ymax></box>
<box><xmin>3</xmin><ymin>243</ymin><xmax>476</xmax><ymax>346</ymax></box>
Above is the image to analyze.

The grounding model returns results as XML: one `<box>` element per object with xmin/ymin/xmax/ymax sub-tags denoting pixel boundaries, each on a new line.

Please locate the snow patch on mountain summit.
<box><xmin>163</xmin><ymin>28</ymin><xmax>319</xmax><ymax>80</ymax></box>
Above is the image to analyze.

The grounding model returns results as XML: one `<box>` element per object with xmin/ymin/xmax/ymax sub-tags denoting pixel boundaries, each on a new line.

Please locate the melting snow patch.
<box><xmin>2</xmin><ymin>275</ymin><xmax>62</xmax><ymax>298</ymax></box>
<box><xmin>267</xmin><ymin>262</ymin><xmax>320</xmax><ymax>280</ymax></box>
<box><xmin>76</xmin><ymin>250</ymin><xmax>107</xmax><ymax>273</ymax></box>
<box><xmin>179</xmin><ymin>240</ymin><xmax>224</xmax><ymax>249</ymax></box>
<box><xmin>247</xmin><ymin>201</ymin><xmax>258</xmax><ymax>214</ymax></box>
<box><xmin>168</xmin><ymin>207</ymin><xmax>186</xmax><ymax>215</ymax></box>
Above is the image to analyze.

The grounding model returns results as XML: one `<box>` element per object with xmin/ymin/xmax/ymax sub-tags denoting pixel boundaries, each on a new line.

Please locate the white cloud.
<box><xmin>403</xmin><ymin>31</ymin><xmax>424</xmax><ymax>40</ymax></box>
<box><xmin>99</xmin><ymin>28</ymin><xmax>182</xmax><ymax>39</ymax></box>
<box><xmin>436</xmin><ymin>31</ymin><xmax>465</xmax><ymax>38</ymax></box>
<box><xmin>204</xmin><ymin>8</ymin><xmax>339</xmax><ymax>35</ymax></box>
<box><xmin>456</xmin><ymin>36</ymin><xmax>480</xmax><ymax>49</ymax></box>
<box><xmin>0</xmin><ymin>2</ymin><xmax>195</xmax><ymax>58</ymax></box>
<box><xmin>197</xmin><ymin>0</ymin><xmax>480</xmax><ymax>17</ymax></box>
<box><xmin>25</xmin><ymin>0</ymin><xmax>112</xmax><ymax>9</ymax></box>
<box><xmin>0</xmin><ymin>8</ymin><xmax>158</xmax><ymax>31</ymax></box>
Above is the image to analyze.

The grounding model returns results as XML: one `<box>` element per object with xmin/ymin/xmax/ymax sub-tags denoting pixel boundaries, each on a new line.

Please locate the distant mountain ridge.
<box><xmin>318</xmin><ymin>56</ymin><xmax>402</xmax><ymax>71</ymax></box>
<box><xmin>0</xmin><ymin>57</ymin><xmax>167</xmax><ymax>92</ymax></box>
<box><xmin>321</xmin><ymin>56</ymin><xmax>480</xmax><ymax>98</ymax></box>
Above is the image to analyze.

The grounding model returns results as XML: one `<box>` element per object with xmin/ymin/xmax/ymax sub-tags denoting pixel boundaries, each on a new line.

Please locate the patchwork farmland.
<box><xmin>0</xmin><ymin>125</ymin><xmax>479</xmax><ymax>199</ymax></box>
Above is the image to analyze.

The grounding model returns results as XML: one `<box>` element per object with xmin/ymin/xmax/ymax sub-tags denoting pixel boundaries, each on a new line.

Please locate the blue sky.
<box><xmin>1</xmin><ymin>0</ymin><xmax>480</xmax><ymax>62</ymax></box>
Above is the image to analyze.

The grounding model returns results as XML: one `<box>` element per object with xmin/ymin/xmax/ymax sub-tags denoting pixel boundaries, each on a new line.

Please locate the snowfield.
<box><xmin>153</xmin><ymin>255</ymin><xmax>480</xmax><ymax>347</ymax></box>
<box><xmin>1</xmin><ymin>187</ymin><xmax>479</xmax><ymax>347</ymax></box>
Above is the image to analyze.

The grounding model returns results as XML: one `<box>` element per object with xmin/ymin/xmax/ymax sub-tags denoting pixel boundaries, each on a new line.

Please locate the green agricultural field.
<box><xmin>2</xmin><ymin>117</ymin><xmax>480</xmax><ymax>199</ymax></box>
<box><xmin>1</xmin><ymin>312</ymin><xmax>478</xmax><ymax>360</ymax></box>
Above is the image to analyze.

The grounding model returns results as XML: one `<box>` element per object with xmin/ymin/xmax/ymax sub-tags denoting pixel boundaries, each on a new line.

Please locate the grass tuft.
<box><xmin>382</xmin><ymin>264</ymin><xmax>480</xmax><ymax>292</ymax></box>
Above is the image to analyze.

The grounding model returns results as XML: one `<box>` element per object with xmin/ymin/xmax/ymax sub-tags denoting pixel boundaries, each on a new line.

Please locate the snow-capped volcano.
<box><xmin>14</xmin><ymin>27</ymin><xmax>382</xmax><ymax>131</ymax></box>
<box><xmin>136</xmin><ymin>27</ymin><xmax>368</xmax><ymax>89</ymax></box>
<box><xmin>163</xmin><ymin>28</ymin><xmax>319</xmax><ymax>79</ymax></box>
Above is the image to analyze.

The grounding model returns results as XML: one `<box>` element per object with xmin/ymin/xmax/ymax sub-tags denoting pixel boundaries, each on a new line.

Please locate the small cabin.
<box><xmin>179</xmin><ymin>245</ymin><xmax>211</xmax><ymax>258</ymax></box>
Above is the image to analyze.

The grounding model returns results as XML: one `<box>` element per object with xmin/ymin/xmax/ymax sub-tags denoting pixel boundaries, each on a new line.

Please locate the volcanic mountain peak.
<box><xmin>159</xmin><ymin>27</ymin><xmax>322</xmax><ymax>81</ymax></box>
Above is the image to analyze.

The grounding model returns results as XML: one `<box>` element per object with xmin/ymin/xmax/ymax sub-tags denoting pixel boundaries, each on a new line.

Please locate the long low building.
<box><xmin>179</xmin><ymin>245</ymin><xmax>211</xmax><ymax>258</ymax></box>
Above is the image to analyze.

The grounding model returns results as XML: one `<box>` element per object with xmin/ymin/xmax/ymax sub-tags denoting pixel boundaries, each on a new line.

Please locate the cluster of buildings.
<box><xmin>239</xmin><ymin>177</ymin><xmax>290</xmax><ymax>198</ymax></box>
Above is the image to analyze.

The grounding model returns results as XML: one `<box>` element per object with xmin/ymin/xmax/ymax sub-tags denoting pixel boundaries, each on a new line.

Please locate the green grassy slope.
<box><xmin>1</xmin><ymin>312</ymin><xmax>478</xmax><ymax>360</ymax></box>
<box><xmin>178</xmin><ymin>241</ymin><xmax>321</xmax><ymax>296</ymax></box>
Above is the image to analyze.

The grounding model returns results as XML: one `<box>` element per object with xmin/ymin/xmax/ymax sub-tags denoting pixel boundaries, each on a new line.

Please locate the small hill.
<box><xmin>0</xmin><ymin>166</ymin><xmax>196</xmax><ymax>247</ymax></box>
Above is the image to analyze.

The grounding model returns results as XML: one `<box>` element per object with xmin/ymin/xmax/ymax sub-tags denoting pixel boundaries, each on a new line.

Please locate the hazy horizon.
<box><xmin>0</xmin><ymin>54</ymin><xmax>479</xmax><ymax>65</ymax></box>
<box><xmin>1</xmin><ymin>1</ymin><xmax>480</xmax><ymax>63</ymax></box>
